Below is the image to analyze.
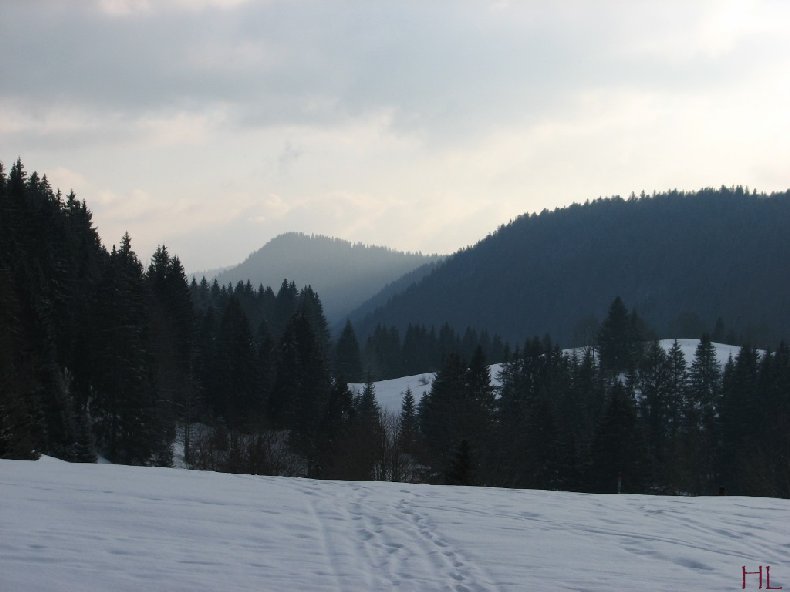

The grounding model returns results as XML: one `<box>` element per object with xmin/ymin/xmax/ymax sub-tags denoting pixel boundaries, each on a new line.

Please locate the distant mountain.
<box><xmin>211</xmin><ymin>233</ymin><xmax>443</xmax><ymax>325</ymax></box>
<box><xmin>354</xmin><ymin>187</ymin><xmax>790</xmax><ymax>346</ymax></box>
<box><xmin>189</xmin><ymin>265</ymin><xmax>230</xmax><ymax>281</ymax></box>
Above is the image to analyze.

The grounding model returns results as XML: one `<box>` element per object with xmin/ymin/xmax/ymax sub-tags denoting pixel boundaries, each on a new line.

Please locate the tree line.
<box><xmin>407</xmin><ymin>297</ymin><xmax>790</xmax><ymax>497</ymax></box>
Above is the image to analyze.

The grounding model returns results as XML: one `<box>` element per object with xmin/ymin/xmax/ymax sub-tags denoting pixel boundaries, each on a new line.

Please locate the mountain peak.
<box><xmin>213</xmin><ymin>233</ymin><xmax>443</xmax><ymax>325</ymax></box>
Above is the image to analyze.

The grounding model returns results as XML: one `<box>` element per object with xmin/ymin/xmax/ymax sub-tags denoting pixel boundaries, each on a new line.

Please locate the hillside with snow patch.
<box><xmin>355</xmin><ymin>339</ymin><xmax>743</xmax><ymax>412</ymax></box>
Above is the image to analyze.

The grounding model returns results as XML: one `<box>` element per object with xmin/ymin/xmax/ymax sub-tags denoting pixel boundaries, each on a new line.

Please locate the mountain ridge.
<box><xmin>352</xmin><ymin>188</ymin><xmax>790</xmax><ymax>346</ymax></box>
<box><xmin>211</xmin><ymin>232</ymin><xmax>443</xmax><ymax>326</ymax></box>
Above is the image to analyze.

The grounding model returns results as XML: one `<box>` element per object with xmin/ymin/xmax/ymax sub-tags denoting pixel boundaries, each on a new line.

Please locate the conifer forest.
<box><xmin>2</xmin><ymin>159</ymin><xmax>789</xmax><ymax>498</ymax></box>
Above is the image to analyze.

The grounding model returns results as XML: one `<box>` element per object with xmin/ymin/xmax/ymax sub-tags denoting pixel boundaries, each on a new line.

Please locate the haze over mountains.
<box><xmin>350</xmin><ymin>187</ymin><xmax>790</xmax><ymax>346</ymax></box>
<box><xmin>207</xmin><ymin>233</ymin><xmax>443</xmax><ymax>325</ymax></box>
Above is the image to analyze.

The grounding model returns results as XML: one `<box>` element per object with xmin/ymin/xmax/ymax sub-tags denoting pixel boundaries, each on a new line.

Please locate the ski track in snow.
<box><xmin>2</xmin><ymin>459</ymin><xmax>790</xmax><ymax>591</ymax></box>
<box><xmin>292</xmin><ymin>478</ymin><xmax>499</xmax><ymax>591</ymax></box>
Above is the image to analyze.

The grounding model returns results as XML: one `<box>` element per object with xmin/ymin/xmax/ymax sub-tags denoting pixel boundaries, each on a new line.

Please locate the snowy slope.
<box><xmin>1</xmin><ymin>458</ymin><xmax>788</xmax><ymax>592</ymax></box>
<box><xmin>349</xmin><ymin>365</ymin><xmax>504</xmax><ymax>413</ymax></box>
<box><xmin>359</xmin><ymin>340</ymin><xmax>743</xmax><ymax>412</ymax></box>
<box><xmin>657</xmin><ymin>339</ymin><xmax>745</xmax><ymax>367</ymax></box>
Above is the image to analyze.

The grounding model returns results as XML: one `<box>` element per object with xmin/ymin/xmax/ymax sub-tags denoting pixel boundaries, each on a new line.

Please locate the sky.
<box><xmin>2</xmin><ymin>0</ymin><xmax>790</xmax><ymax>271</ymax></box>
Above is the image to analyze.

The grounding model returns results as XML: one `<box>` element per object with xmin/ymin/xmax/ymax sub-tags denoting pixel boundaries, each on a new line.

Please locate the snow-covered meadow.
<box><xmin>2</xmin><ymin>457</ymin><xmax>788</xmax><ymax>591</ymax></box>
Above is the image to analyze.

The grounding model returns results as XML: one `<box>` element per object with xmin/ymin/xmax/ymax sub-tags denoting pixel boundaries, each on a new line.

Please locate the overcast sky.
<box><xmin>2</xmin><ymin>0</ymin><xmax>789</xmax><ymax>270</ymax></box>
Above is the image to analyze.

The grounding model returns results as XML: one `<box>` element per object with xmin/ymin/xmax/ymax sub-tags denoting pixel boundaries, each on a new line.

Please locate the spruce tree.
<box><xmin>682</xmin><ymin>334</ymin><xmax>722</xmax><ymax>493</ymax></box>
<box><xmin>420</xmin><ymin>350</ymin><xmax>494</xmax><ymax>481</ymax></box>
<box><xmin>637</xmin><ymin>340</ymin><xmax>671</xmax><ymax>488</ymax></box>
<box><xmin>598</xmin><ymin>297</ymin><xmax>633</xmax><ymax>376</ymax></box>
<box><xmin>92</xmin><ymin>234</ymin><xmax>163</xmax><ymax>465</ymax></box>
<box><xmin>335</xmin><ymin>320</ymin><xmax>363</xmax><ymax>382</ymax></box>
<box><xmin>213</xmin><ymin>297</ymin><xmax>259</xmax><ymax>428</ymax></box>
<box><xmin>270</xmin><ymin>312</ymin><xmax>331</xmax><ymax>474</ymax></box>
<box><xmin>719</xmin><ymin>346</ymin><xmax>760</xmax><ymax>494</ymax></box>
<box><xmin>316</xmin><ymin>379</ymin><xmax>356</xmax><ymax>478</ymax></box>
<box><xmin>348</xmin><ymin>379</ymin><xmax>385</xmax><ymax>479</ymax></box>
<box><xmin>591</xmin><ymin>381</ymin><xmax>646</xmax><ymax>493</ymax></box>
<box><xmin>398</xmin><ymin>387</ymin><xmax>418</xmax><ymax>455</ymax></box>
<box><xmin>446</xmin><ymin>439</ymin><xmax>475</xmax><ymax>486</ymax></box>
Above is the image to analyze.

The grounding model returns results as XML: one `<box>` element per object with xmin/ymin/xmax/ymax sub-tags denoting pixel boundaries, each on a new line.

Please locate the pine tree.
<box><xmin>598</xmin><ymin>297</ymin><xmax>633</xmax><ymax>376</ymax></box>
<box><xmin>270</xmin><ymin>312</ymin><xmax>331</xmax><ymax>474</ymax></box>
<box><xmin>335</xmin><ymin>320</ymin><xmax>363</xmax><ymax>382</ymax></box>
<box><xmin>0</xmin><ymin>261</ymin><xmax>41</xmax><ymax>459</ymax></box>
<box><xmin>316</xmin><ymin>379</ymin><xmax>356</xmax><ymax>478</ymax></box>
<box><xmin>598</xmin><ymin>297</ymin><xmax>649</xmax><ymax>378</ymax></box>
<box><xmin>213</xmin><ymin>297</ymin><xmax>259</xmax><ymax>428</ymax></box>
<box><xmin>591</xmin><ymin>381</ymin><xmax>646</xmax><ymax>493</ymax></box>
<box><xmin>663</xmin><ymin>339</ymin><xmax>687</xmax><ymax>489</ymax></box>
<box><xmin>719</xmin><ymin>346</ymin><xmax>761</xmax><ymax>494</ymax></box>
<box><xmin>347</xmin><ymin>379</ymin><xmax>385</xmax><ymax>479</ymax></box>
<box><xmin>637</xmin><ymin>340</ymin><xmax>671</xmax><ymax>488</ymax></box>
<box><xmin>683</xmin><ymin>334</ymin><xmax>722</xmax><ymax>493</ymax></box>
<box><xmin>92</xmin><ymin>233</ymin><xmax>163</xmax><ymax>465</ymax></box>
<box><xmin>71</xmin><ymin>405</ymin><xmax>97</xmax><ymax>463</ymax></box>
<box><xmin>398</xmin><ymin>388</ymin><xmax>418</xmax><ymax>455</ymax></box>
<box><xmin>419</xmin><ymin>350</ymin><xmax>494</xmax><ymax>481</ymax></box>
<box><xmin>446</xmin><ymin>439</ymin><xmax>475</xmax><ymax>486</ymax></box>
<box><xmin>146</xmin><ymin>247</ymin><xmax>195</xmax><ymax>463</ymax></box>
<box><xmin>298</xmin><ymin>286</ymin><xmax>331</xmax><ymax>363</ymax></box>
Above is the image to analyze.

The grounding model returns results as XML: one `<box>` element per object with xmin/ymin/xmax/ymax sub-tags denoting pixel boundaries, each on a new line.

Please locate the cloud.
<box><xmin>3</xmin><ymin>0</ymin><xmax>790</xmax><ymax>270</ymax></box>
<box><xmin>6</xmin><ymin>0</ymin><xmax>783</xmax><ymax>139</ymax></box>
<box><xmin>45</xmin><ymin>167</ymin><xmax>88</xmax><ymax>194</ymax></box>
<box><xmin>277</xmin><ymin>143</ymin><xmax>303</xmax><ymax>175</ymax></box>
<box><xmin>97</xmin><ymin>0</ymin><xmax>253</xmax><ymax>17</ymax></box>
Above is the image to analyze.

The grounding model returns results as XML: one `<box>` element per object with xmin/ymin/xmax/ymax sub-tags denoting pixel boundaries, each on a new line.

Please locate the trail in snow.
<box><xmin>2</xmin><ymin>458</ymin><xmax>789</xmax><ymax>592</ymax></box>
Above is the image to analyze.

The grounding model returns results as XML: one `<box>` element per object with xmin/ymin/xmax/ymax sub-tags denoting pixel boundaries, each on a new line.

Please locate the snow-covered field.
<box><xmin>2</xmin><ymin>457</ymin><xmax>788</xmax><ymax>592</ymax></box>
<box><xmin>356</xmin><ymin>339</ymin><xmax>743</xmax><ymax>412</ymax></box>
<box><xmin>350</xmin><ymin>365</ymin><xmax>503</xmax><ymax>413</ymax></box>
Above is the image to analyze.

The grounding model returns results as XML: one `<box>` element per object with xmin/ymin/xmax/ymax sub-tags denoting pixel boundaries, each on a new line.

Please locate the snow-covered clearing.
<box><xmin>2</xmin><ymin>457</ymin><xmax>788</xmax><ymax>591</ymax></box>
<box><xmin>357</xmin><ymin>339</ymin><xmax>743</xmax><ymax>412</ymax></box>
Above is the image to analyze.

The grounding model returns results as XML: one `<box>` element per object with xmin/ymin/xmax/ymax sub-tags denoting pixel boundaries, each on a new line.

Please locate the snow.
<box><xmin>350</xmin><ymin>364</ymin><xmax>504</xmax><ymax>413</ymax></box>
<box><xmin>657</xmin><ymin>338</ymin><xmax>746</xmax><ymax>367</ymax></box>
<box><xmin>2</xmin><ymin>458</ymin><xmax>788</xmax><ymax>591</ymax></box>
<box><xmin>349</xmin><ymin>373</ymin><xmax>435</xmax><ymax>414</ymax></box>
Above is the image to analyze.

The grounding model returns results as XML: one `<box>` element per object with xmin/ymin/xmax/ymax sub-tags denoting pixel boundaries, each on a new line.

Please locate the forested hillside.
<box><xmin>354</xmin><ymin>188</ymin><xmax>790</xmax><ymax>346</ymax></box>
<box><xmin>212</xmin><ymin>233</ymin><xmax>443</xmax><ymax>326</ymax></box>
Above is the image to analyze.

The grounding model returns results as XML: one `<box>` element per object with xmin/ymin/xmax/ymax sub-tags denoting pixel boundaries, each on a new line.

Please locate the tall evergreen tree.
<box><xmin>419</xmin><ymin>349</ymin><xmax>494</xmax><ymax>481</ymax></box>
<box><xmin>682</xmin><ymin>334</ymin><xmax>722</xmax><ymax>494</ymax></box>
<box><xmin>719</xmin><ymin>346</ymin><xmax>761</xmax><ymax>494</ymax></box>
<box><xmin>270</xmin><ymin>312</ymin><xmax>331</xmax><ymax>474</ymax></box>
<box><xmin>212</xmin><ymin>297</ymin><xmax>259</xmax><ymax>428</ymax></box>
<box><xmin>92</xmin><ymin>234</ymin><xmax>164</xmax><ymax>465</ymax></box>
<box><xmin>335</xmin><ymin>320</ymin><xmax>363</xmax><ymax>382</ymax></box>
<box><xmin>598</xmin><ymin>297</ymin><xmax>646</xmax><ymax>377</ymax></box>
<box><xmin>591</xmin><ymin>381</ymin><xmax>646</xmax><ymax>493</ymax></box>
<box><xmin>446</xmin><ymin>439</ymin><xmax>475</xmax><ymax>486</ymax></box>
<box><xmin>347</xmin><ymin>379</ymin><xmax>385</xmax><ymax>480</ymax></box>
<box><xmin>637</xmin><ymin>340</ymin><xmax>671</xmax><ymax>487</ymax></box>
<box><xmin>398</xmin><ymin>387</ymin><xmax>418</xmax><ymax>456</ymax></box>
